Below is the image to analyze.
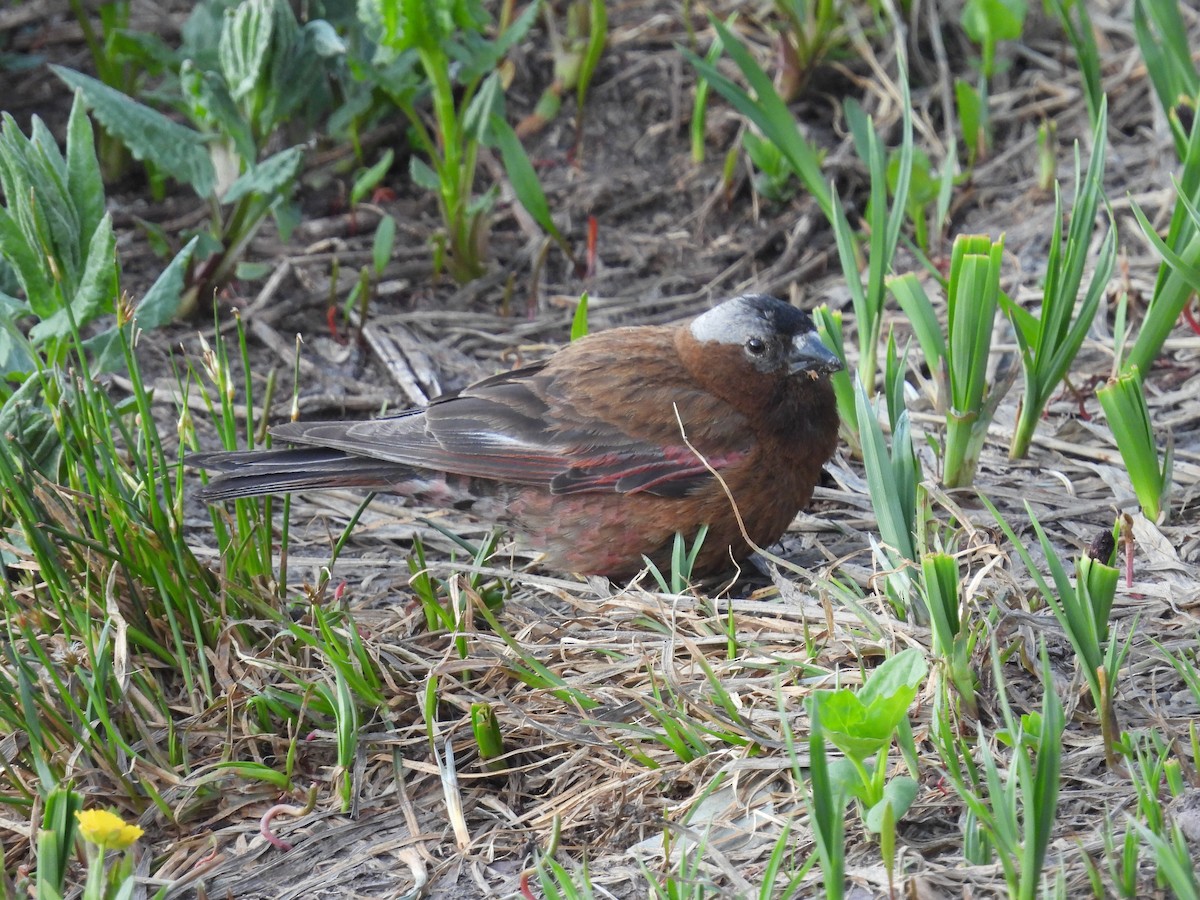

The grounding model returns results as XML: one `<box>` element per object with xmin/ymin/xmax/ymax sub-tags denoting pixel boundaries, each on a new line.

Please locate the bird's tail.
<box><xmin>191</xmin><ymin>448</ymin><xmax>413</xmax><ymax>502</ymax></box>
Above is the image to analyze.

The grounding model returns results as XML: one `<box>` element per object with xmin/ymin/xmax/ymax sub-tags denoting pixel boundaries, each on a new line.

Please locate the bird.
<box><xmin>192</xmin><ymin>294</ymin><xmax>842</xmax><ymax>579</ymax></box>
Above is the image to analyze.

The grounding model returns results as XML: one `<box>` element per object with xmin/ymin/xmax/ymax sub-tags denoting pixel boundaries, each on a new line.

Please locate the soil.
<box><xmin>4</xmin><ymin>1</ymin><xmax>1200</xmax><ymax>898</ymax></box>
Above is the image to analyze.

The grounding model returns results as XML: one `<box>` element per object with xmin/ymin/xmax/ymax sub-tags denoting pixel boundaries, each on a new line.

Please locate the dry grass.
<box><xmin>3</xmin><ymin>1</ymin><xmax>1200</xmax><ymax>898</ymax></box>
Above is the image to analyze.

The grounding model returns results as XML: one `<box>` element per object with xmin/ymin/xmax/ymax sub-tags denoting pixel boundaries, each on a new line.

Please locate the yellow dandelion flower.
<box><xmin>75</xmin><ymin>809</ymin><xmax>143</xmax><ymax>850</ymax></box>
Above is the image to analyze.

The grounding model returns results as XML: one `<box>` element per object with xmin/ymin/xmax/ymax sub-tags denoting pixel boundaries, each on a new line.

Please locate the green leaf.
<box><xmin>465</xmin><ymin>70</ymin><xmax>502</xmax><ymax>141</ymax></box>
<box><xmin>922</xmin><ymin>552</ymin><xmax>962</xmax><ymax>653</ymax></box>
<box><xmin>887</xmin><ymin>274</ymin><xmax>946</xmax><ymax>374</ymax></box>
<box><xmin>681</xmin><ymin>17</ymin><xmax>832</xmax><ymax>221</ymax></box>
<box><xmin>373</xmin><ymin>215</ymin><xmax>396</xmax><ymax>276</ymax></box>
<box><xmin>1097</xmin><ymin>367</ymin><xmax>1167</xmax><ymax>520</ymax></box>
<box><xmin>955</xmin><ymin>78</ymin><xmax>986</xmax><ymax>165</ymax></box>
<box><xmin>806</xmin><ymin>703</ymin><xmax>847</xmax><ymax>900</ymax></box>
<box><xmin>866</xmin><ymin>775</ymin><xmax>918</xmax><ymax>833</ymax></box>
<box><xmin>853</xmin><ymin>377</ymin><xmax>917</xmax><ymax>562</ymax></box>
<box><xmin>64</xmin><ymin>91</ymin><xmax>104</xmax><ymax>241</ymax></box>
<box><xmin>815</xmin><ymin>689</ymin><xmax>897</xmax><ymax>761</ymax></box>
<box><xmin>134</xmin><ymin>235</ymin><xmax>200</xmax><ymax>330</ymax></box>
<box><xmin>487</xmin><ymin>112</ymin><xmax>562</xmax><ymax>241</ymax></box>
<box><xmin>351</xmin><ymin>149</ymin><xmax>395</xmax><ymax>207</ymax></box>
<box><xmin>859</xmin><ymin>647</ymin><xmax>929</xmax><ymax>709</ymax></box>
<box><xmin>179</xmin><ymin>60</ymin><xmax>256</xmax><ymax>168</ymax></box>
<box><xmin>570</xmin><ymin>292</ymin><xmax>589</xmax><ymax>340</ymax></box>
<box><xmin>0</xmin><ymin>206</ymin><xmax>52</xmax><ymax>314</ymax></box>
<box><xmin>962</xmin><ymin>0</ymin><xmax>1026</xmax><ymax>44</ymax></box>
<box><xmin>219</xmin><ymin>0</ymin><xmax>274</xmax><ymax>103</ymax></box>
<box><xmin>577</xmin><ymin>0</ymin><xmax>607</xmax><ymax>111</ymax></box>
<box><xmin>221</xmin><ymin>145</ymin><xmax>302</xmax><ymax>204</ymax></box>
<box><xmin>409</xmin><ymin>156</ymin><xmax>440</xmax><ymax>192</ymax></box>
<box><xmin>813</xmin><ymin>649</ymin><xmax>928</xmax><ymax>764</ymax></box>
<box><xmin>51</xmin><ymin>65</ymin><xmax>216</xmax><ymax>197</ymax></box>
<box><xmin>28</xmin><ymin>214</ymin><xmax>117</xmax><ymax>343</ymax></box>
<box><xmin>943</xmin><ymin>234</ymin><xmax>1006</xmax><ymax>487</ymax></box>
<box><xmin>306</xmin><ymin>18</ymin><xmax>347</xmax><ymax>57</ymax></box>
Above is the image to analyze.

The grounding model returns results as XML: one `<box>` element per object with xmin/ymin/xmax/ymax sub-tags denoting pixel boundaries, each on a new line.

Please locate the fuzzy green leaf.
<box><xmin>51</xmin><ymin>65</ymin><xmax>215</xmax><ymax>197</ymax></box>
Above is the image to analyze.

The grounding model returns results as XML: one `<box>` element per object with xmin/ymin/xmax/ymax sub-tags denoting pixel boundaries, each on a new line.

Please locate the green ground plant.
<box><xmin>1046</xmin><ymin>0</ymin><xmax>1103</xmax><ymax>131</ymax></box>
<box><xmin>53</xmin><ymin>0</ymin><xmax>340</xmax><ymax>312</ymax></box>
<box><xmin>7</xmin><ymin>4</ymin><xmax>1200</xmax><ymax>897</ymax></box>
<box><xmin>807</xmin><ymin>648</ymin><xmax>927</xmax><ymax>895</ymax></box>
<box><xmin>517</xmin><ymin>0</ymin><xmax>608</xmax><ymax>148</ymax></box>
<box><xmin>361</xmin><ymin>0</ymin><xmax>564</xmax><ymax>282</ymax></box>
<box><xmin>1134</xmin><ymin>0</ymin><xmax>1199</xmax><ymax>159</ymax></box>
<box><xmin>934</xmin><ymin>644</ymin><xmax>1065</xmax><ymax>900</ymax></box>
<box><xmin>957</xmin><ymin>0</ymin><xmax>1027</xmax><ymax>164</ymax></box>
<box><xmin>1097</xmin><ymin>365</ymin><xmax>1173</xmax><ymax>522</ymax></box>
<box><xmin>772</xmin><ymin>0</ymin><xmax>849</xmax><ymax>102</ymax></box>
<box><xmin>853</xmin><ymin>369</ymin><xmax>923</xmax><ymax>622</ymax></box>
<box><xmin>988</xmin><ymin>501</ymin><xmax>1130</xmax><ymax>768</ymax></box>
<box><xmin>0</xmin><ymin>95</ymin><xmax>117</xmax><ymax>383</ymax></box>
<box><xmin>65</xmin><ymin>0</ymin><xmax>143</xmax><ymax>181</ymax></box>
<box><xmin>1123</xmin><ymin>105</ymin><xmax>1200</xmax><ymax>377</ymax></box>
<box><xmin>1005</xmin><ymin>102</ymin><xmax>1115</xmax><ymax>459</ymax></box>
<box><xmin>889</xmin><ymin>233</ymin><xmax>1010</xmax><ymax>488</ymax></box>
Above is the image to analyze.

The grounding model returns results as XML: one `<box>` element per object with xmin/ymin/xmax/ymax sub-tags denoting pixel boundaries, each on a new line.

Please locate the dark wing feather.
<box><xmin>268</xmin><ymin>333</ymin><xmax>755</xmax><ymax>497</ymax></box>
<box><xmin>192</xmin><ymin>447</ymin><xmax>412</xmax><ymax>500</ymax></box>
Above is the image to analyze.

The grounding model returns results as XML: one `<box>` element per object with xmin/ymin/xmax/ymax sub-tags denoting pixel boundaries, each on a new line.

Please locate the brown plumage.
<box><xmin>193</xmin><ymin>294</ymin><xmax>842</xmax><ymax>578</ymax></box>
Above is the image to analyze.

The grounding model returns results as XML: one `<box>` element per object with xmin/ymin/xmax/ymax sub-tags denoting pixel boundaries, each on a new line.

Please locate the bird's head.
<box><xmin>677</xmin><ymin>294</ymin><xmax>843</xmax><ymax>436</ymax></box>
<box><xmin>682</xmin><ymin>294</ymin><xmax>844</xmax><ymax>384</ymax></box>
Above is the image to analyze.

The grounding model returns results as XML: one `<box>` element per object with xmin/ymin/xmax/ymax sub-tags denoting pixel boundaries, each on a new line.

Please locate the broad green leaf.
<box><xmin>134</xmin><ymin>235</ymin><xmax>200</xmax><ymax>330</ymax></box>
<box><xmin>219</xmin><ymin>0</ymin><xmax>274</xmax><ymax>102</ymax></box>
<box><xmin>0</xmin><ymin>207</ymin><xmax>52</xmax><ymax>313</ymax></box>
<box><xmin>51</xmin><ymin>65</ymin><xmax>215</xmax><ymax>197</ymax></box>
<box><xmin>179</xmin><ymin>60</ymin><xmax>256</xmax><ymax>168</ymax></box>
<box><xmin>306</xmin><ymin>19</ymin><xmax>347</xmax><ymax>57</ymax></box>
<box><xmin>813</xmin><ymin>690</ymin><xmax>896</xmax><ymax>761</ymax></box>
<box><xmin>866</xmin><ymin>775</ymin><xmax>918</xmax><ymax>833</ymax></box>
<box><xmin>28</xmin><ymin>214</ymin><xmax>117</xmax><ymax>343</ymax></box>
<box><xmin>64</xmin><ymin>92</ymin><xmax>104</xmax><ymax>241</ymax></box>
<box><xmin>858</xmin><ymin>647</ymin><xmax>928</xmax><ymax>711</ymax></box>
<box><xmin>221</xmin><ymin>145</ymin><xmax>302</xmax><ymax>204</ymax></box>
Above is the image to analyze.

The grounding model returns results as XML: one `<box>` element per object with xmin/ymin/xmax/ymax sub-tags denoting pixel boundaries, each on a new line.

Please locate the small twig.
<box><xmin>672</xmin><ymin>403</ymin><xmax>811</xmax><ymax>580</ymax></box>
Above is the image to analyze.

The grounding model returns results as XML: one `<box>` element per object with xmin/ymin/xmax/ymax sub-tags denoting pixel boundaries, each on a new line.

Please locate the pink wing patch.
<box><xmin>550</xmin><ymin>445</ymin><xmax>749</xmax><ymax>497</ymax></box>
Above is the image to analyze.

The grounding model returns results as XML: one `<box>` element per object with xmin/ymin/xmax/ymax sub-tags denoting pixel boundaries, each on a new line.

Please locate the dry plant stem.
<box><xmin>671</xmin><ymin>403</ymin><xmax>774</xmax><ymax>570</ymax></box>
<box><xmin>259</xmin><ymin>783</ymin><xmax>318</xmax><ymax>851</ymax></box>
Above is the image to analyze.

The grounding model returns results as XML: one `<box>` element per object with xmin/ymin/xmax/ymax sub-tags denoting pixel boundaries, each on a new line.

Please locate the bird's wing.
<box><xmin>272</xmin><ymin>344</ymin><xmax>755</xmax><ymax>497</ymax></box>
<box><xmin>269</xmin><ymin>367</ymin><xmax>569</xmax><ymax>486</ymax></box>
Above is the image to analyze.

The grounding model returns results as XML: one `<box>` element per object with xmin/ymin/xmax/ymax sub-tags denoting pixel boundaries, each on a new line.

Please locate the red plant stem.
<box><xmin>586</xmin><ymin>216</ymin><xmax>598</xmax><ymax>280</ymax></box>
<box><xmin>1183</xmin><ymin>298</ymin><xmax>1200</xmax><ymax>336</ymax></box>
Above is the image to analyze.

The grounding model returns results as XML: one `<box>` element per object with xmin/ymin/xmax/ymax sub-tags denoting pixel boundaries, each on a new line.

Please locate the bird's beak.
<box><xmin>788</xmin><ymin>330</ymin><xmax>844</xmax><ymax>376</ymax></box>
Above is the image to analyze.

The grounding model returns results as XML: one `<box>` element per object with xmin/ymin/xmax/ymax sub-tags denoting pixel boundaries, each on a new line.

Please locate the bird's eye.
<box><xmin>745</xmin><ymin>336</ymin><xmax>767</xmax><ymax>356</ymax></box>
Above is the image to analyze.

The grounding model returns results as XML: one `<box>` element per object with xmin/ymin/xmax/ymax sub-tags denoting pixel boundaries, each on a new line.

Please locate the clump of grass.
<box><xmin>889</xmin><ymin>233</ymin><xmax>1010</xmax><ymax>488</ymax></box>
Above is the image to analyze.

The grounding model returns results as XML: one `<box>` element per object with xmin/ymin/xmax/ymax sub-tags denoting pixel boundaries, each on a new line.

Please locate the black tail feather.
<box><xmin>191</xmin><ymin>448</ymin><xmax>413</xmax><ymax>502</ymax></box>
